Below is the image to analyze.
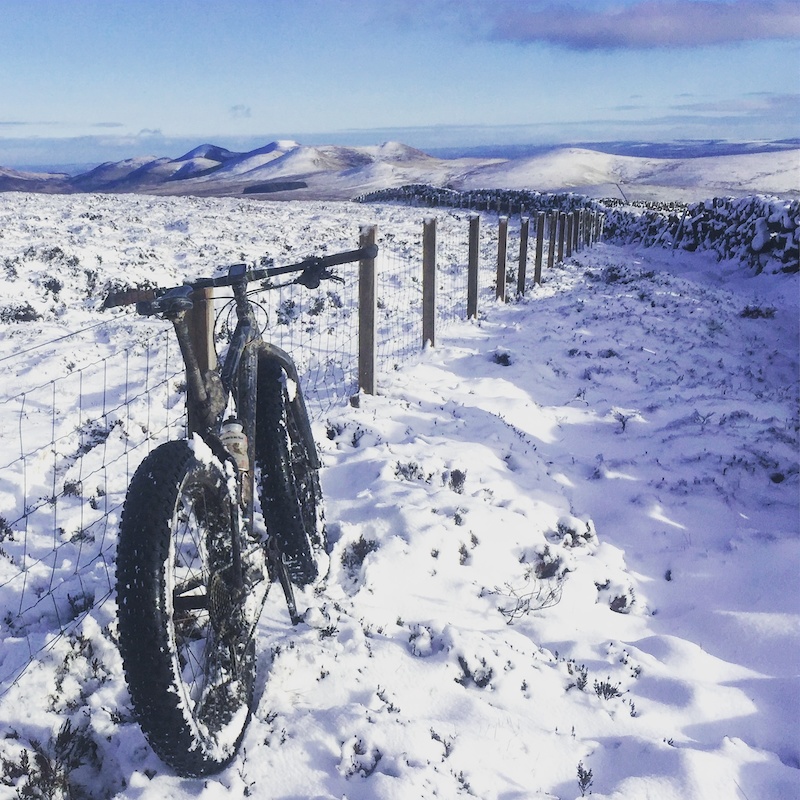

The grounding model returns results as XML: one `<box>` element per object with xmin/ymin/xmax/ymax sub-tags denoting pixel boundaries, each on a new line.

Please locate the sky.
<box><xmin>1</xmin><ymin>0</ymin><xmax>799</xmax><ymax>168</ymax></box>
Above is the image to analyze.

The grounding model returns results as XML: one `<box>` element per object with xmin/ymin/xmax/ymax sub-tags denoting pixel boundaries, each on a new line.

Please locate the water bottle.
<box><xmin>220</xmin><ymin>418</ymin><xmax>249</xmax><ymax>473</ymax></box>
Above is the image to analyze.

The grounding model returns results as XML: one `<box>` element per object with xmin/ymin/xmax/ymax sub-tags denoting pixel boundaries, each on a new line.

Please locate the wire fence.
<box><xmin>0</xmin><ymin>327</ymin><xmax>183</xmax><ymax>690</ymax></box>
<box><xmin>0</xmin><ymin>210</ymin><xmax>599</xmax><ymax>694</ymax></box>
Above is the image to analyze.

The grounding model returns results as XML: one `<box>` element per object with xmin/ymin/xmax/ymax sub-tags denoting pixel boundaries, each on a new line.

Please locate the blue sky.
<box><xmin>1</xmin><ymin>0</ymin><xmax>798</xmax><ymax>167</ymax></box>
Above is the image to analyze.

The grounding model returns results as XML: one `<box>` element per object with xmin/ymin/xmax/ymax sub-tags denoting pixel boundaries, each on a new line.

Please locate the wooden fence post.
<box><xmin>358</xmin><ymin>225</ymin><xmax>377</xmax><ymax>395</ymax></box>
<box><xmin>517</xmin><ymin>216</ymin><xmax>529</xmax><ymax>296</ymax></box>
<box><xmin>422</xmin><ymin>217</ymin><xmax>437</xmax><ymax>347</ymax></box>
<box><xmin>186</xmin><ymin>287</ymin><xmax>216</xmax><ymax>375</ymax></box>
<box><xmin>565</xmin><ymin>214</ymin><xmax>573</xmax><ymax>258</ymax></box>
<box><xmin>573</xmin><ymin>210</ymin><xmax>581</xmax><ymax>252</ymax></box>
<box><xmin>534</xmin><ymin>212</ymin><xmax>545</xmax><ymax>285</ymax></box>
<box><xmin>558</xmin><ymin>212</ymin><xmax>567</xmax><ymax>263</ymax></box>
<box><xmin>467</xmin><ymin>215</ymin><xmax>480</xmax><ymax>319</ymax></box>
<box><xmin>496</xmin><ymin>216</ymin><xmax>508</xmax><ymax>301</ymax></box>
<box><xmin>185</xmin><ymin>287</ymin><xmax>216</xmax><ymax>434</ymax></box>
<box><xmin>547</xmin><ymin>211</ymin><xmax>558</xmax><ymax>272</ymax></box>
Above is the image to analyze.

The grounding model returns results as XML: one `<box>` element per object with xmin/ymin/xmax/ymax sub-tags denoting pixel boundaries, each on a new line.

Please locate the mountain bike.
<box><xmin>105</xmin><ymin>243</ymin><xmax>377</xmax><ymax>776</ymax></box>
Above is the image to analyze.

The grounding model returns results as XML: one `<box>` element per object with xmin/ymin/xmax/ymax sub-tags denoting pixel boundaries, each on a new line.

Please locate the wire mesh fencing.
<box><xmin>0</xmin><ymin>326</ymin><xmax>184</xmax><ymax>690</ymax></box>
<box><xmin>0</xmin><ymin>208</ymin><xmax>603</xmax><ymax>695</ymax></box>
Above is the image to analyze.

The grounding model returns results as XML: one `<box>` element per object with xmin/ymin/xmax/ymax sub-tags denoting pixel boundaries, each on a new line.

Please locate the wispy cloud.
<box><xmin>230</xmin><ymin>104</ymin><xmax>252</xmax><ymax>120</ymax></box>
<box><xmin>0</xmin><ymin>120</ymin><xmax>60</xmax><ymax>128</ymax></box>
<box><xmin>469</xmin><ymin>0</ymin><xmax>800</xmax><ymax>49</ymax></box>
<box><xmin>670</xmin><ymin>92</ymin><xmax>800</xmax><ymax>117</ymax></box>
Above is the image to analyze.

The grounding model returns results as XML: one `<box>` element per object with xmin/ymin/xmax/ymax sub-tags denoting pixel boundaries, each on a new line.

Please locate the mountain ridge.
<box><xmin>0</xmin><ymin>140</ymin><xmax>797</xmax><ymax>203</ymax></box>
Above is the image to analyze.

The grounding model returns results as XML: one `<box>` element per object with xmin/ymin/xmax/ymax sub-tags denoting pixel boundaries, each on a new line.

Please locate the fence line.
<box><xmin>0</xmin><ymin>209</ymin><xmax>603</xmax><ymax>695</ymax></box>
<box><xmin>0</xmin><ymin>327</ymin><xmax>183</xmax><ymax>690</ymax></box>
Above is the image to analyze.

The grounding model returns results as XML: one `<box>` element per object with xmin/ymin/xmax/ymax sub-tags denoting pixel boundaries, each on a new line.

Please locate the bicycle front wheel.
<box><xmin>256</xmin><ymin>360</ymin><xmax>327</xmax><ymax>587</ymax></box>
<box><xmin>116</xmin><ymin>440</ymin><xmax>255</xmax><ymax>776</ymax></box>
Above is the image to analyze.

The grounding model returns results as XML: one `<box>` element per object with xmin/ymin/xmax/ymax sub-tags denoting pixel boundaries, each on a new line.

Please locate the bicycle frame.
<box><xmin>165</xmin><ymin>264</ymin><xmax>318</xmax><ymax>622</ymax></box>
<box><xmin>108</xmin><ymin>243</ymin><xmax>376</xmax><ymax>774</ymax></box>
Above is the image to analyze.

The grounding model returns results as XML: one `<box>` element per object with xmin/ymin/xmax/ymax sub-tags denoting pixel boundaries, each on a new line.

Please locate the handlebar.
<box><xmin>103</xmin><ymin>244</ymin><xmax>378</xmax><ymax>309</ymax></box>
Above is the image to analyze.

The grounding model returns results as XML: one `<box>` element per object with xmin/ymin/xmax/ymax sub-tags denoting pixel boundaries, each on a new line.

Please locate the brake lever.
<box><xmin>295</xmin><ymin>260</ymin><xmax>343</xmax><ymax>289</ymax></box>
<box><xmin>326</xmin><ymin>270</ymin><xmax>345</xmax><ymax>284</ymax></box>
<box><xmin>136</xmin><ymin>285</ymin><xmax>194</xmax><ymax>317</ymax></box>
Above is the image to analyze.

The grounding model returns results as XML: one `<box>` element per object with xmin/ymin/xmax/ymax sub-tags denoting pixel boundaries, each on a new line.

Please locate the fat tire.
<box><xmin>255</xmin><ymin>360</ymin><xmax>326</xmax><ymax>586</ymax></box>
<box><xmin>116</xmin><ymin>440</ymin><xmax>254</xmax><ymax>776</ymax></box>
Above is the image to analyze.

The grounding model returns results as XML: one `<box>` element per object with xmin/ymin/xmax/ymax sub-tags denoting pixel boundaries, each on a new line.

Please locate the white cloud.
<box><xmin>460</xmin><ymin>0</ymin><xmax>800</xmax><ymax>50</ymax></box>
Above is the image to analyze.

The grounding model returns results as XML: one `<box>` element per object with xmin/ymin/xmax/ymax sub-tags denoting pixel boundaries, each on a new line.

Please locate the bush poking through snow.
<box><xmin>488</xmin><ymin>557</ymin><xmax>566</xmax><ymax>623</ymax></box>
<box><xmin>394</xmin><ymin>460</ymin><xmax>431</xmax><ymax>482</ymax></box>
<box><xmin>594</xmin><ymin>678</ymin><xmax>624</xmax><ymax>700</ymax></box>
<box><xmin>447</xmin><ymin>468</ymin><xmax>467</xmax><ymax>494</ymax></box>
<box><xmin>596</xmin><ymin>579</ymin><xmax>636</xmax><ymax>614</ymax></box>
<box><xmin>340</xmin><ymin>736</ymin><xmax>382</xmax><ymax>779</ymax></box>
<box><xmin>0</xmin><ymin>719</ymin><xmax>102</xmax><ymax>800</ymax></box>
<box><xmin>456</xmin><ymin>654</ymin><xmax>493</xmax><ymax>689</ymax></box>
<box><xmin>740</xmin><ymin>304</ymin><xmax>776</xmax><ymax>319</ymax></box>
<box><xmin>566</xmin><ymin>661</ymin><xmax>590</xmax><ymax>692</ymax></box>
<box><xmin>577</xmin><ymin>761</ymin><xmax>594</xmax><ymax>796</ymax></box>
<box><xmin>341</xmin><ymin>535</ymin><xmax>379</xmax><ymax>576</ymax></box>
<box><xmin>491</xmin><ymin>347</ymin><xmax>512</xmax><ymax>366</ymax></box>
<box><xmin>0</xmin><ymin>302</ymin><xmax>41</xmax><ymax>323</ymax></box>
<box><xmin>555</xmin><ymin>516</ymin><xmax>598</xmax><ymax>549</ymax></box>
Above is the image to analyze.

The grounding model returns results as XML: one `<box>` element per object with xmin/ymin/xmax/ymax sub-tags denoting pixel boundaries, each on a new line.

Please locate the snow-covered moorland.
<box><xmin>0</xmin><ymin>193</ymin><xmax>797</xmax><ymax>799</ymax></box>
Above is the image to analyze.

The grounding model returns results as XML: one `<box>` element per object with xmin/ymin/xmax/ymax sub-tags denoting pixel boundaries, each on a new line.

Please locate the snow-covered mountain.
<box><xmin>0</xmin><ymin>140</ymin><xmax>797</xmax><ymax>201</ymax></box>
<box><xmin>0</xmin><ymin>165</ymin><xmax>70</xmax><ymax>192</ymax></box>
<box><xmin>452</xmin><ymin>146</ymin><xmax>800</xmax><ymax>202</ymax></box>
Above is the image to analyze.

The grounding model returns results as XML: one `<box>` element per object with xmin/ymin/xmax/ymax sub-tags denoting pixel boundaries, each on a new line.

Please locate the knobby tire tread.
<box><xmin>116</xmin><ymin>440</ymin><xmax>253</xmax><ymax>776</ymax></box>
<box><xmin>255</xmin><ymin>360</ymin><xmax>326</xmax><ymax>586</ymax></box>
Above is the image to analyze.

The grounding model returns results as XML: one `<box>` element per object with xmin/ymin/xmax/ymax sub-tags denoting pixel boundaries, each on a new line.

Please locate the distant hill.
<box><xmin>450</xmin><ymin>147</ymin><xmax>800</xmax><ymax>202</ymax></box>
<box><xmin>1</xmin><ymin>140</ymin><xmax>797</xmax><ymax>202</ymax></box>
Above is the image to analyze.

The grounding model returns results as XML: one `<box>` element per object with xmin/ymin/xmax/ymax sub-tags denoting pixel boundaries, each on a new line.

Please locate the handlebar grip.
<box><xmin>103</xmin><ymin>288</ymin><xmax>157</xmax><ymax>308</ymax></box>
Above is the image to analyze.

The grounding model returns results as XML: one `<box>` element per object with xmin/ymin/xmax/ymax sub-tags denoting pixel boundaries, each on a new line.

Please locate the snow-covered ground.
<box><xmin>0</xmin><ymin>194</ymin><xmax>797</xmax><ymax>799</ymax></box>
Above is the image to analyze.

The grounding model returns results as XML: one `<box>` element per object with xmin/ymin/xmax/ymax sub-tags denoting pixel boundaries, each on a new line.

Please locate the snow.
<box><xmin>0</xmin><ymin>191</ymin><xmax>797</xmax><ymax>799</ymax></box>
<box><xmin>453</xmin><ymin>147</ymin><xmax>800</xmax><ymax>202</ymax></box>
<box><xmin>5</xmin><ymin>142</ymin><xmax>795</xmax><ymax>204</ymax></box>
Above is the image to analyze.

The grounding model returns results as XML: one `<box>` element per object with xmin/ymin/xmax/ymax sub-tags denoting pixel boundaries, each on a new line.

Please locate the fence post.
<box><xmin>496</xmin><ymin>215</ymin><xmax>508</xmax><ymax>301</ymax></box>
<box><xmin>422</xmin><ymin>217</ymin><xmax>437</xmax><ymax>347</ymax></box>
<box><xmin>186</xmin><ymin>287</ymin><xmax>216</xmax><ymax>375</ymax></box>
<box><xmin>358</xmin><ymin>225</ymin><xmax>377</xmax><ymax>395</ymax></box>
<box><xmin>547</xmin><ymin>211</ymin><xmax>558</xmax><ymax>272</ymax></box>
<box><xmin>573</xmin><ymin>210</ymin><xmax>581</xmax><ymax>252</ymax></box>
<box><xmin>185</xmin><ymin>287</ymin><xmax>216</xmax><ymax>434</ymax></box>
<box><xmin>467</xmin><ymin>215</ymin><xmax>480</xmax><ymax>319</ymax></box>
<box><xmin>565</xmin><ymin>214</ymin><xmax>573</xmax><ymax>258</ymax></box>
<box><xmin>534</xmin><ymin>212</ymin><xmax>545</xmax><ymax>285</ymax></box>
<box><xmin>517</xmin><ymin>216</ymin><xmax>529</xmax><ymax>296</ymax></box>
<box><xmin>558</xmin><ymin>212</ymin><xmax>567</xmax><ymax>263</ymax></box>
